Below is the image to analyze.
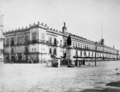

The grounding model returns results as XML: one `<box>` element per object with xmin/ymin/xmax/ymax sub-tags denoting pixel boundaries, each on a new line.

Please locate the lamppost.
<box><xmin>95</xmin><ymin>42</ymin><xmax>97</xmax><ymax>66</ymax></box>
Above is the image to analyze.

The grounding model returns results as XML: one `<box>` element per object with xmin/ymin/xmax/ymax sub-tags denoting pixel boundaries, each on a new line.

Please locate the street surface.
<box><xmin>0</xmin><ymin>61</ymin><xmax>120</xmax><ymax>92</ymax></box>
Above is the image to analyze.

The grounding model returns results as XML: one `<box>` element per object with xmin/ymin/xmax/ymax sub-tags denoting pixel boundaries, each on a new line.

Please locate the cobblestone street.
<box><xmin>0</xmin><ymin>61</ymin><xmax>120</xmax><ymax>92</ymax></box>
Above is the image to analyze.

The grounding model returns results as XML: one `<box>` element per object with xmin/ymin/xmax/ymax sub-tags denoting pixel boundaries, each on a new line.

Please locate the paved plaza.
<box><xmin>0</xmin><ymin>61</ymin><xmax>120</xmax><ymax>92</ymax></box>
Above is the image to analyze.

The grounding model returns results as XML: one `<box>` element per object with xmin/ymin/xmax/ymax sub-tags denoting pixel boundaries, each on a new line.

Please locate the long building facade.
<box><xmin>3</xmin><ymin>22</ymin><xmax>119</xmax><ymax>64</ymax></box>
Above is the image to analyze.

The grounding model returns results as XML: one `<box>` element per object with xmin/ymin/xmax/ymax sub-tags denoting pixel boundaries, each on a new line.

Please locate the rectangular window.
<box><xmin>18</xmin><ymin>36</ymin><xmax>22</xmax><ymax>45</ymax></box>
<box><xmin>41</xmin><ymin>33</ymin><xmax>45</xmax><ymax>41</ymax></box>
<box><xmin>11</xmin><ymin>47</ymin><xmax>14</xmax><ymax>53</ymax></box>
<box><xmin>25</xmin><ymin>34</ymin><xmax>29</xmax><ymax>42</ymax></box>
<box><xmin>11</xmin><ymin>37</ymin><xmax>14</xmax><ymax>45</ymax></box>
<box><xmin>60</xmin><ymin>40</ymin><xmax>62</xmax><ymax>47</ymax></box>
<box><xmin>81</xmin><ymin>44</ymin><xmax>83</xmax><ymax>48</ymax></box>
<box><xmin>49</xmin><ymin>37</ymin><xmax>52</xmax><ymax>44</ymax></box>
<box><xmin>32</xmin><ymin>32</ymin><xmax>37</xmax><ymax>41</ymax></box>
<box><xmin>49</xmin><ymin>48</ymin><xmax>52</xmax><ymax>54</ymax></box>
<box><xmin>6</xmin><ymin>38</ymin><xmax>9</xmax><ymax>45</ymax></box>
<box><xmin>77</xmin><ymin>42</ymin><xmax>79</xmax><ymax>48</ymax></box>
<box><xmin>54</xmin><ymin>48</ymin><xmax>57</xmax><ymax>55</ymax></box>
<box><xmin>25</xmin><ymin>47</ymin><xmax>28</xmax><ymax>53</ymax></box>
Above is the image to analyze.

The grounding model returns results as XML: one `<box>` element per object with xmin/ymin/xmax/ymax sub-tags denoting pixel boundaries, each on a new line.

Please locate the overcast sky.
<box><xmin>0</xmin><ymin>0</ymin><xmax>120</xmax><ymax>49</ymax></box>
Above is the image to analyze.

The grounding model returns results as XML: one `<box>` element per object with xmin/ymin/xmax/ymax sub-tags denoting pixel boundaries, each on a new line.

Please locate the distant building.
<box><xmin>3</xmin><ymin>21</ymin><xmax>119</xmax><ymax>63</ymax></box>
<box><xmin>0</xmin><ymin>14</ymin><xmax>4</xmax><ymax>62</ymax></box>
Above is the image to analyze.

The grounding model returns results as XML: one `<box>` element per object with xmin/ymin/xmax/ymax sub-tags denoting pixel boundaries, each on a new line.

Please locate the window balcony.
<box><xmin>46</xmin><ymin>41</ymin><xmax>57</xmax><ymax>46</ymax></box>
<box><xmin>32</xmin><ymin>39</ymin><xmax>39</xmax><ymax>43</ymax></box>
<box><xmin>47</xmin><ymin>42</ymin><xmax>54</xmax><ymax>46</ymax></box>
<box><xmin>24</xmin><ymin>40</ymin><xmax>31</xmax><ymax>45</ymax></box>
<box><xmin>30</xmin><ymin>39</ymin><xmax>46</xmax><ymax>44</ymax></box>
<box><xmin>39</xmin><ymin>40</ymin><xmax>46</xmax><ymax>44</ymax></box>
<box><xmin>4</xmin><ymin>44</ymin><xmax>9</xmax><ymax>47</ymax></box>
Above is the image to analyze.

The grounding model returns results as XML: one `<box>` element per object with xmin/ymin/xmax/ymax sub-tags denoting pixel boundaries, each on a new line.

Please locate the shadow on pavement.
<box><xmin>106</xmin><ymin>81</ymin><xmax>120</xmax><ymax>87</ymax></box>
<box><xmin>80</xmin><ymin>88</ymin><xmax>120</xmax><ymax>92</ymax></box>
<box><xmin>80</xmin><ymin>81</ymin><xmax>120</xmax><ymax>92</ymax></box>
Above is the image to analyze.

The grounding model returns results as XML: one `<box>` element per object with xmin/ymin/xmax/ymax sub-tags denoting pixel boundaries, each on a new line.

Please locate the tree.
<box><xmin>67</xmin><ymin>35</ymin><xmax>71</xmax><ymax>46</ymax></box>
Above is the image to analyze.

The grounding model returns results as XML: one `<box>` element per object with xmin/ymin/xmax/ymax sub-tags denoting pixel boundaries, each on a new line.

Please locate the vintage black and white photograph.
<box><xmin>0</xmin><ymin>0</ymin><xmax>120</xmax><ymax>92</ymax></box>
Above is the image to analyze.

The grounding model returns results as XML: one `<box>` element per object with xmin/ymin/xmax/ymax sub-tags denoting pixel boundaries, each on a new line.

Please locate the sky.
<box><xmin>0</xmin><ymin>0</ymin><xmax>120</xmax><ymax>50</ymax></box>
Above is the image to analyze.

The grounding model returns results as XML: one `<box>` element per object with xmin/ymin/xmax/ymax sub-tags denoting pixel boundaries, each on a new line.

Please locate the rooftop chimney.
<box><xmin>45</xmin><ymin>24</ymin><xmax>47</xmax><ymax>27</ymax></box>
<box><xmin>62</xmin><ymin>22</ymin><xmax>67</xmax><ymax>33</ymax></box>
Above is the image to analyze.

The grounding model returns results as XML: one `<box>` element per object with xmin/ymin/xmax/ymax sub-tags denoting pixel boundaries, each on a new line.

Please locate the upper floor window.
<box><xmin>11</xmin><ymin>37</ymin><xmax>14</xmax><ymax>45</ymax></box>
<box><xmin>25</xmin><ymin>47</ymin><xmax>28</xmax><ymax>53</ymax></box>
<box><xmin>86</xmin><ymin>45</ymin><xmax>88</xmax><ymax>49</ymax></box>
<box><xmin>25</xmin><ymin>34</ymin><xmax>29</xmax><ymax>42</ymax></box>
<box><xmin>11</xmin><ymin>47</ymin><xmax>14</xmax><ymax>53</ymax></box>
<box><xmin>18</xmin><ymin>36</ymin><xmax>23</xmax><ymax>45</ymax></box>
<box><xmin>60</xmin><ymin>40</ymin><xmax>62</xmax><ymax>47</ymax></box>
<box><xmin>6</xmin><ymin>38</ymin><xmax>9</xmax><ymax>45</ymax></box>
<box><xmin>75</xmin><ymin>51</ymin><xmax>78</xmax><ymax>57</ymax></box>
<box><xmin>32</xmin><ymin>32</ymin><xmax>37</xmax><ymax>41</ymax></box>
<box><xmin>82</xmin><ymin>44</ymin><xmax>84</xmax><ymax>49</ymax></box>
<box><xmin>73</xmin><ymin>41</ymin><xmax>76</xmax><ymax>47</ymax></box>
<box><xmin>64</xmin><ymin>41</ymin><xmax>67</xmax><ymax>47</ymax></box>
<box><xmin>54</xmin><ymin>38</ymin><xmax>57</xmax><ymax>46</ymax></box>
<box><xmin>53</xmin><ymin>48</ymin><xmax>57</xmax><ymax>55</ymax></box>
<box><xmin>49</xmin><ymin>48</ymin><xmax>52</xmax><ymax>54</ymax></box>
<box><xmin>48</xmin><ymin>37</ymin><xmax>52</xmax><ymax>44</ymax></box>
<box><xmin>76</xmin><ymin>42</ymin><xmax>77</xmax><ymax>48</ymax></box>
<box><xmin>41</xmin><ymin>33</ymin><xmax>45</xmax><ymax>41</ymax></box>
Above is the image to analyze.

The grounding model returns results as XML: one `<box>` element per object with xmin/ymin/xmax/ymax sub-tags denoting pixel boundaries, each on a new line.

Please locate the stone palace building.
<box><xmin>3</xmin><ymin>21</ymin><xmax>119</xmax><ymax>64</ymax></box>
